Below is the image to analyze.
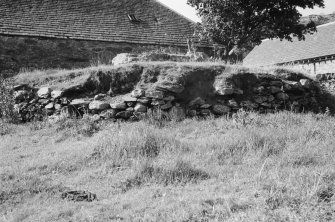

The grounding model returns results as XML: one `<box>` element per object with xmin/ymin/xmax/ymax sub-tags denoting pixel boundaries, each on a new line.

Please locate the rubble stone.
<box><xmin>37</xmin><ymin>87</ymin><xmax>52</xmax><ymax>99</ymax></box>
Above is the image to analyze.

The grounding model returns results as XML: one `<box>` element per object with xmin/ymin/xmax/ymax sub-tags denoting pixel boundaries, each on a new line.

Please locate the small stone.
<box><xmin>283</xmin><ymin>80</ymin><xmax>302</xmax><ymax>89</ymax></box>
<box><xmin>151</xmin><ymin>100</ymin><xmax>165</xmax><ymax>106</ymax></box>
<box><xmin>145</xmin><ymin>90</ymin><xmax>164</xmax><ymax>99</ymax></box>
<box><xmin>110</xmin><ymin>102</ymin><xmax>127</xmax><ymax>110</ymax></box>
<box><xmin>131</xmin><ymin>89</ymin><xmax>145</xmax><ymax>98</ymax></box>
<box><xmin>187</xmin><ymin>109</ymin><xmax>197</xmax><ymax>117</ymax></box>
<box><xmin>212</xmin><ymin>104</ymin><xmax>231</xmax><ymax>115</ymax></box>
<box><xmin>134</xmin><ymin>103</ymin><xmax>147</xmax><ymax>112</ymax></box>
<box><xmin>116</xmin><ymin>111</ymin><xmax>133</xmax><ymax>119</ymax></box>
<box><xmin>270</xmin><ymin>81</ymin><xmax>282</xmax><ymax>86</ymax></box>
<box><xmin>188</xmin><ymin>97</ymin><xmax>205</xmax><ymax>107</ymax></box>
<box><xmin>234</xmin><ymin>89</ymin><xmax>244</xmax><ymax>95</ymax></box>
<box><xmin>100</xmin><ymin>110</ymin><xmax>117</xmax><ymax>119</ymax></box>
<box><xmin>155</xmin><ymin>82</ymin><xmax>185</xmax><ymax>94</ymax></box>
<box><xmin>39</xmin><ymin>99</ymin><xmax>50</xmax><ymax>105</ymax></box>
<box><xmin>267</xmin><ymin>95</ymin><xmax>275</xmax><ymax>102</ymax></box>
<box><xmin>161</xmin><ymin>102</ymin><xmax>173</xmax><ymax>110</ymax></box>
<box><xmin>228</xmin><ymin>99</ymin><xmax>239</xmax><ymax>108</ymax></box>
<box><xmin>61</xmin><ymin>98</ymin><xmax>69</xmax><ymax>105</ymax></box>
<box><xmin>71</xmin><ymin>99</ymin><xmax>90</xmax><ymax>107</ymax></box>
<box><xmin>254</xmin><ymin>86</ymin><xmax>265</xmax><ymax>94</ymax></box>
<box><xmin>126</xmin><ymin>107</ymin><xmax>135</xmax><ymax>112</ymax></box>
<box><xmin>270</xmin><ymin>86</ymin><xmax>282</xmax><ymax>94</ymax></box>
<box><xmin>241</xmin><ymin>101</ymin><xmax>258</xmax><ymax>109</ymax></box>
<box><xmin>29</xmin><ymin>98</ymin><xmax>39</xmax><ymax>104</ymax></box>
<box><xmin>94</xmin><ymin>94</ymin><xmax>106</xmax><ymax>101</ymax></box>
<box><xmin>163</xmin><ymin>95</ymin><xmax>175</xmax><ymax>101</ymax></box>
<box><xmin>276</xmin><ymin>92</ymin><xmax>289</xmax><ymax>100</ymax></box>
<box><xmin>129</xmin><ymin>115</ymin><xmax>140</xmax><ymax>122</ymax></box>
<box><xmin>254</xmin><ymin>96</ymin><xmax>266</xmax><ymax>104</ymax></box>
<box><xmin>123</xmin><ymin>96</ymin><xmax>137</xmax><ymax>102</ymax></box>
<box><xmin>89</xmin><ymin>101</ymin><xmax>110</xmax><ymax>110</ymax></box>
<box><xmin>261</xmin><ymin>102</ymin><xmax>272</xmax><ymax>108</ymax></box>
<box><xmin>37</xmin><ymin>87</ymin><xmax>52</xmax><ymax>99</ymax></box>
<box><xmin>45</xmin><ymin>102</ymin><xmax>54</xmax><ymax>109</ymax></box>
<box><xmin>200</xmin><ymin>104</ymin><xmax>212</xmax><ymax>109</ymax></box>
<box><xmin>126</xmin><ymin>102</ymin><xmax>136</xmax><ymax>107</ymax></box>
<box><xmin>300</xmin><ymin>79</ymin><xmax>311</xmax><ymax>88</ymax></box>
<box><xmin>215</xmin><ymin>87</ymin><xmax>234</xmax><ymax>96</ymax></box>
<box><xmin>51</xmin><ymin>90</ymin><xmax>64</xmax><ymax>99</ymax></box>
<box><xmin>91</xmin><ymin>114</ymin><xmax>101</xmax><ymax>122</ymax></box>
<box><xmin>54</xmin><ymin>104</ymin><xmax>62</xmax><ymax>110</ymax></box>
<box><xmin>200</xmin><ymin>109</ymin><xmax>211</xmax><ymax>116</ymax></box>
<box><xmin>137</xmin><ymin>98</ymin><xmax>151</xmax><ymax>104</ymax></box>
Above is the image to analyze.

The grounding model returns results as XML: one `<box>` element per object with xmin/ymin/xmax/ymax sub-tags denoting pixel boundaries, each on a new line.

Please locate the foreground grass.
<box><xmin>1</xmin><ymin>112</ymin><xmax>335</xmax><ymax>221</ymax></box>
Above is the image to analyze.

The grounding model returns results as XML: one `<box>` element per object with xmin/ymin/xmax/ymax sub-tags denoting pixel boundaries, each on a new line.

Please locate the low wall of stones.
<box><xmin>0</xmin><ymin>35</ymin><xmax>192</xmax><ymax>78</ymax></box>
<box><xmin>12</xmin><ymin>71</ymin><xmax>323</xmax><ymax>123</ymax></box>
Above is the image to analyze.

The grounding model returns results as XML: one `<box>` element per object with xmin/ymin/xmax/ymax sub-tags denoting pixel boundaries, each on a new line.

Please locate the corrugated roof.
<box><xmin>243</xmin><ymin>22</ymin><xmax>335</xmax><ymax>66</ymax></box>
<box><xmin>0</xmin><ymin>0</ymin><xmax>196</xmax><ymax>46</ymax></box>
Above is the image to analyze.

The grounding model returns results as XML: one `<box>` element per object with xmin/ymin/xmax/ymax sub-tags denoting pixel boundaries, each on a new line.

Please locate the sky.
<box><xmin>158</xmin><ymin>0</ymin><xmax>335</xmax><ymax>22</ymax></box>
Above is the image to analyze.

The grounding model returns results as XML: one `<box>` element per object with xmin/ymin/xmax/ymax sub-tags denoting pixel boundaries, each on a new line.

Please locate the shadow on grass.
<box><xmin>122</xmin><ymin>161</ymin><xmax>210</xmax><ymax>192</ymax></box>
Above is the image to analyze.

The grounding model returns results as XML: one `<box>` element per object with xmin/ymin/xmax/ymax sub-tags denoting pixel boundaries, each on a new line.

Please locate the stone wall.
<box><xmin>12</xmin><ymin>63</ymin><xmax>326</xmax><ymax>123</ymax></box>
<box><xmin>292</xmin><ymin>59</ymin><xmax>335</xmax><ymax>75</ymax></box>
<box><xmin>0</xmin><ymin>35</ymin><xmax>192</xmax><ymax>77</ymax></box>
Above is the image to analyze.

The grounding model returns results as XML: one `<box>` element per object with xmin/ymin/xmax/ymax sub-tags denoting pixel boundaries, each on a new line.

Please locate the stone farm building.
<box><xmin>0</xmin><ymin>0</ymin><xmax>206</xmax><ymax>76</ymax></box>
<box><xmin>244</xmin><ymin>22</ymin><xmax>335</xmax><ymax>75</ymax></box>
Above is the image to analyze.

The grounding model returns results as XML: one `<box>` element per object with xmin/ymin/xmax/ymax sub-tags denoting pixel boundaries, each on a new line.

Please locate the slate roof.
<box><xmin>0</xmin><ymin>0</ymin><xmax>196</xmax><ymax>46</ymax></box>
<box><xmin>243</xmin><ymin>22</ymin><xmax>335</xmax><ymax>66</ymax></box>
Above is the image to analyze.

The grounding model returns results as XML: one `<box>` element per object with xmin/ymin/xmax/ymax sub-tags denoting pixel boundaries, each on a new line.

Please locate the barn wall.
<box><xmin>0</xmin><ymin>35</ymin><xmax>190</xmax><ymax>77</ymax></box>
<box><xmin>292</xmin><ymin>59</ymin><xmax>335</xmax><ymax>75</ymax></box>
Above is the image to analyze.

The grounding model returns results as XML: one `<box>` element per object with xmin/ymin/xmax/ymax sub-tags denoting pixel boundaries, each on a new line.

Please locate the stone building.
<box><xmin>243</xmin><ymin>22</ymin><xmax>335</xmax><ymax>75</ymax></box>
<box><xmin>0</xmin><ymin>0</ymin><xmax>206</xmax><ymax>76</ymax></box>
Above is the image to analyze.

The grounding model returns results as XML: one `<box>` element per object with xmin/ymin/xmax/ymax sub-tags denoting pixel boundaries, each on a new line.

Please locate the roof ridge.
<box><xmin>153</xmin><ymin>0</ymin><xmax>196</xmax><ymax>24</ymax></box>
<box><xmin>317</xmin><ymin>21</ymin><xmax>335</xmax><ymax>28</ymax></box>
<box><xmin>260</xmin><ymin>21</ymin><xmax>335</xmax><ymax>42</ymax></box>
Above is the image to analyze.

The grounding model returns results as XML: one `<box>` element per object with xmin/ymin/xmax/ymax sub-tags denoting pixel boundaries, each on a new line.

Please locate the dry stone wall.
<box><xmin>12</xmin><ymin>64</ymin><xmax>325</xmax><ymax>123</ymax></box>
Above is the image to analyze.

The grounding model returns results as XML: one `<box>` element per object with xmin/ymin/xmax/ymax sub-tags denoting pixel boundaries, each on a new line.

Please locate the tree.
<box><xmin>187</xmin><ymin>0</ymin><xmax>324</xmax><ymax>60</ymax></box>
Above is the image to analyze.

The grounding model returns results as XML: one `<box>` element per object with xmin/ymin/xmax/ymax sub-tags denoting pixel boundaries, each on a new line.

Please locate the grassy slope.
<box><xmin>1</xmin><ymin>111</ymin><xmax>335</xmax><ymax>221</ymax></box>
<box><xmin>14</xmin><ymin>62</ymin><xmax>311</xmax><ymax>90</ymax></box>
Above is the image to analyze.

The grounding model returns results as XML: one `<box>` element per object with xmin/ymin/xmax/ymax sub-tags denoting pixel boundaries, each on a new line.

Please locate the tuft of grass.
<box><xmin>122</xmin><ymin>160</ymin><xmax>210</xmax><ymax>191</ymax></box>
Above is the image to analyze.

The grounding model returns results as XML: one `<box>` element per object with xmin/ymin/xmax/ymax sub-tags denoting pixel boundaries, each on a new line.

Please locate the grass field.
<box><xmin>1</xmin><ymin>111</ymin><xmax>335</xmax><ymax>221</ymax></box>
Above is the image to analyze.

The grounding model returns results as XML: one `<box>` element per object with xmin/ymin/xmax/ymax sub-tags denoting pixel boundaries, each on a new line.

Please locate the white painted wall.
<box><xmin>293</xmin><ymin>59</ymin><xmax>335</xmax><ymax>75</ymax></box>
